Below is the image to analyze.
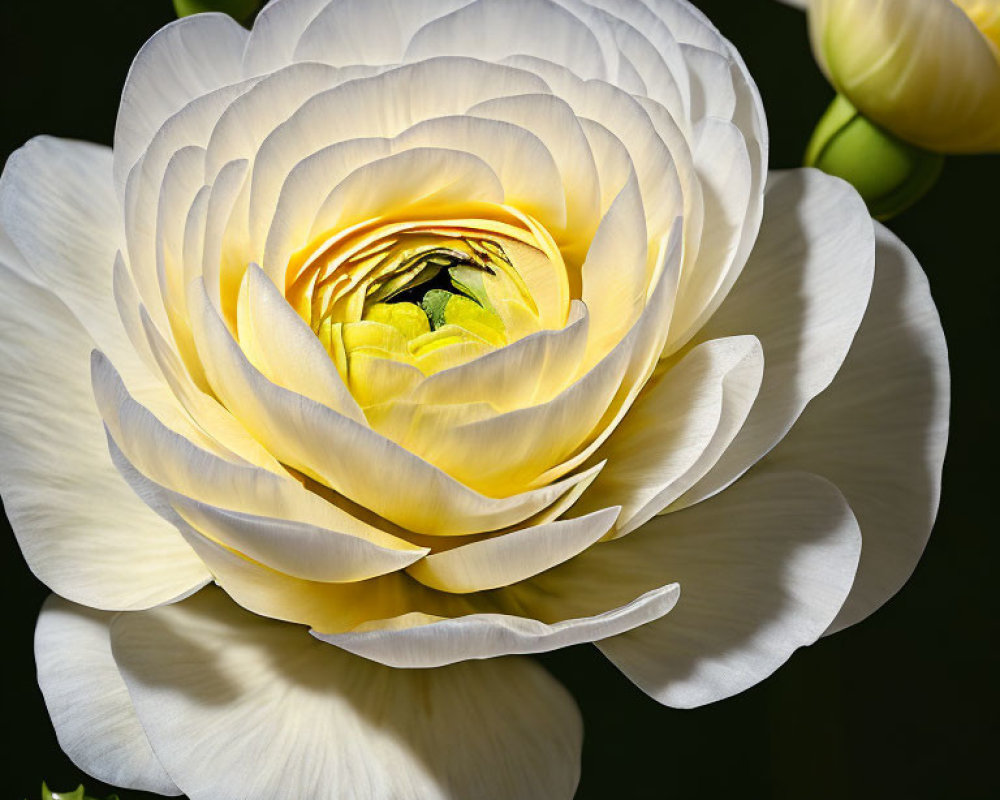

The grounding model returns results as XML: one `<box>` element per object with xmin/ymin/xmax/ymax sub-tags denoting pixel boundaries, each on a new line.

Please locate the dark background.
<box><xmin>1</xmin><ymin>1</ymin><xmax>997</xmax><ymax>797</ymax></box>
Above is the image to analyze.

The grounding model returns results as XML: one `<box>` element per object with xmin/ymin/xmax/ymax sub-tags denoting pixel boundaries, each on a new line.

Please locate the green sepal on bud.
<box><xmin>173</xmin><ymin>0</ymin><xmax>261</xmax><ymax>24</ymax></box>
<box><xmin>37</xmin><ymin>781</ymin><xmax>118</xmax><ymax>800</ymax></box>
<box><xmin>805</xmin><ymin>94</ymin><xmax>945</xmax><ymax>220</ymax></box>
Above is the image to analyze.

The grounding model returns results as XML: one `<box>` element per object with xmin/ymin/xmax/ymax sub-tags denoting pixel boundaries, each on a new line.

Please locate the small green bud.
<box><xmin>420</xmin><ymin>290</ymin><xmax>455</xmax><ymax>330</ymax></box>
<box><xmin>805</xmin><ymin>94</ymin><xmax>945</xmax><ymax>220</ymax></box>
<box><xmin>173</xmin><ymin>0</ymin><xmax>262</xmax><ymax>24</ymax></box>
<box><xmin>39</xmin><ymin>781</ymin><xmax>117</xmax><ymax>800</ymax></box>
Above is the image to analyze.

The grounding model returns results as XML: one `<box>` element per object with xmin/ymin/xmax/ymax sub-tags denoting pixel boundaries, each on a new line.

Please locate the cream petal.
<box><xmin>242</xmin><ymin>0</ymin><xmax>330</xmax><ymax>74</ymax></box>
<box><xmin>294</xmin><ymin>0</ymin><xmax>472</xmax><ymax>66</ymax></box>
<box><xmin>764</xmin><ymin>224</ymin><xmax>949</xmax><ymax>633</ymax></box>
<box><xmin>530</xmin><ymin>218</ymin><xmax>684</xmax><ymax>486</ymax></box>
<box><xmin>113</xmin><ymin>450</ymin><xmax>428</xmax><ymax>583</ymax></box>
<box><xmin>682</xmin><ymin>44</ymin><xmax>737</xmax><ymax>123</ymax></box>
<box><xmin>35</xmin><ymin>597</ymin><xmax>181</xmax><ymax>796</ymax></box>
<box><xmin>260</xmin><ymin>138</ymin><xmax>392</xmax><ymax>280</ymax></box>
<box><xmin>394</xmin><ymin>296</ymin><xmax>639</xmax><ymax>494</ymax></box>
<box><xmin>187</xmin><ymin>284</ymin><xmax>595</xmax><ymax>533</ymax></box>
<box><xmin>597</xmin><ymin>470</ymin><xmax>861</xmax><ymax>708</ymax></box>
<box><xmin>404</xmin><ymin>0</ymin><xmax>607</xmax><ymax>81</ymax></box>
<box><xmin>406</xmin><ymin>506</ymin><xmax>620</xmax><ymax>593</ymax></box>
<box><xmin>393</xmin><ymin>114</ymin><xmax>567</xmax><ymax>231</ymax></box>
<box><xmin>576</xmin><ymin>335</ymin><xmax>764</xmax><ymax>537</ymax></box>
<box><xmin>582</xmin><ymin>3</ymin><xmax>691</xmax><ymax>124</ymax></box>
<box><xmin>204</xmin><ymin>62</ymin><xmax>357</xmax><ymax>179</ymax></box>
<box><xmin>199</xmin><ymin>158</ymin><xmax>250</xmax><ymax>315</ymax></box>
<box><xmin>135</xmin><ymin>301</ymin><xmax>284</xmax><ymax>471</ymax></box>
<box><xmin>580</xmin><ymin>169</ymin><xmax>648</xmax><ymax>366</ymax></box>
<box><xmin>248</xmin><ymin>58</ymin><xmax>549</xmax><ymax>245</ymax></box>
<box><xmin>309</xmin><ymin>147</ymin><xmax>505</xmax><ymax>236</ymax></box>
<box><xmin>0</xmin><ymin>259</ymin><xmax>209</xmax><ymax>610</ymax></box>
<box><xmin>238</xmin><ymin>264</ymin><xmax>365</xmax><ymax>422</ymax></box>
<box><xmin>110</xmin><ymin>588</ymin><xmax>583</xmax><ymax>800</ymax></box>
<box><xmin>317</xmin><ymin>583</ymin><xmax>679</xmax><ymax>668</ymax></box>
<box><xmin>113</xmin><ymin>13</ymin><xmax>248</xmax><ymax>195</ymax></box>
<box><xmin>405</xmin><ymin>300</ymin><xmax>589</xmax><ymax>411</ymax></box>
<box><xmin>124</xmin><ymin>80</ymin><xmax>257</xmax><ymax>331</ymax></box>
<box><xmin>0</xmin><ymin>138</ymin><xmax>146</xmax><ymax>381</ymax></box>
<box><xmin>466</xmin><ymin>93</ymin><xmax>601</xmax><ymax>249</ymax></box>
<box><xmin>91</xmin><ymin>350</ymin><xmax>396</xmax><ymax>537</ymax></box>
<box><xmin>539</xmin><ymin>75</ymin><xmax>683</xmax><ymax>239</ymax></box>
<box><xmin>671</xmin><ymin>169</ymin><xmax>875</xmax><ymax>509</ymax></box>
<box><xmin>666</xmin><ymin>117</ymin><xmax>754</xmax><ymax>351</ymax></box>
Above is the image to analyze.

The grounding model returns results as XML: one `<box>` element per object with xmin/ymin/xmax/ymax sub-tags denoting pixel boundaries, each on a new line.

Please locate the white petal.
<box><xmin>109</xmin><ymin>441</ymin><xmax>428</xmax><ymax>584</ymax></box>
<box><xmin>238</xmin><ymin>263</ymin><xmax>365</xmax><ymax>422</ymax></box>
<box><xmin>248</xmin><ymin>58</ymin><xmax>548</xmax><ymax>247</ymax></box>
<box><xmin>406</xmin><ymin>506</ymin><xmax>619</xmax><ymax>593</ymax></box>
<box><xmin>0</xmin><ymin>138</ymin><xmax>145</xmax><ymax>381</ymax></box>
<box><xmin>598</xmin><ymin>469</ymin><xmax>861</xmax><ymax>708</ymax></box>
<box><xmin>393</xmin><ymin>114</ymin><xmax>567</xmax><ymax>231</ymax></box>
<box><xmin>0</xmin><ymin>262</ymin><xmax>209</xmax><ymax>610</ymax></box>
<box><xmin>91</xmin><ymin>350</ymin><xmax>420</xmax><ymax>559</ymax></box>
<box><xmin>580</xmin><ymin>169</ymin><xmax>648</xmax><ymax>366</ymax></box>
<box><xmin>404</xmin><ymin>0</ymin><xmax>607</xmax><ymax>81</ymax></box>
<box><xmin>114</xmin><ymin>13</ymin><xmax>248</xmax><ymax>194</ymax></box>
<box><xmin>466</xmin><ymin>93</ymin><xmax>601</xmax><ymax>249</ymax></box>
<box><xmin>666</xmin><ymin>117</ymin><xmax>754</xmax><ymax>351</ymax></box>
<box><xmin>672</xmin><ymin>169</ymin><xmax>875</xmax><ymax>509</ymax></box>
<box><xmin>764</xmin><ymin>224</ymin><xmax>949</xmax><ymax>633</ymax></box>
<box><xmin>318</xmin><ymin>584</ymin><xmax>679</xmax><ymax>668</ymax></box>
<box><xmin>577</xmin><ymin>335</ymin><xmax>763</xmax><ymax>536</ymax></box>
<box><xmin>242</xmin><ymin>0</ymin><xmax>331</xmax><ymax>74</ymax></box>
<box><xmin>260</xmin><ymin>137</ymin><xmax>392</xmax><ymax>279</ymax></box>
<box><xmin>309</xmin><ymin>147</ymin><xmax>504</xmax><ymax>236</ymax></box>
<box><xmin>35</xmin><ymin>597</ymin><xmax>181</xmax><ymax>796</ymax></box>
<box><xmin>294</xmin><ymin>0</ymin><xmax>471</xmax><ymax>66</ymax></box>
<box><xmin>188</xmin><ymin>282</ymin><xmax>598</xmax><ymax>533</ymax></box>
<box><xmin>111</xmin><ymin>588</ymin><xmax>583</xmax><ymax>800</ymax></box>
<box><xmin>405</xmin><ymin>300</ymin><xmax>589</xmax><ymax>412</ymax></box>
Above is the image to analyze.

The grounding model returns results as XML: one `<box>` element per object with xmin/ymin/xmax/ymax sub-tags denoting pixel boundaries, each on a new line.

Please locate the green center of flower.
<box><xmin>362</xmin><ymin>241</ymin><xmax>508</xmax><ymax>349</ymax></box>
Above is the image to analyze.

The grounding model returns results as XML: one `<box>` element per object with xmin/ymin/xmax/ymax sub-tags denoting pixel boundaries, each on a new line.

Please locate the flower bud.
<box><xmin>807</xmin><ymin>0</ymin><xmax>1000</xmax><ymax>153</ymax></box>
<box><xmin>805</xmin><ymin>94</ymin><xmax>945</xmax><ymax>219</ymax></box>
<box><xmin>173</xmin><ymin>0</ymin><xmax>261</xmax><ymax>24</ymax></box>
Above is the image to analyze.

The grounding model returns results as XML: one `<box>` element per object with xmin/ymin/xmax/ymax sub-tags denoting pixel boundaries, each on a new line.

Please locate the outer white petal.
<box><xmin>238</xmin><ymin>263</ymin><xmax>365</xmax><ymax>422</ymax></box>
<box><xmin>35</xmin><ymin>597</ymin><xmax>181</xmax><ymax>796</ymax></box>
<box><xmin>0</xmin><ymin>138</ymin><xmax>145</xmax><ymax>381</ymax></box>
<box><xmin>242</xmin><ymin>0</ymin><xmax>330</xmax><ymax>74</ymax></box>
<box><xmin>598</xmin><ymin>470</ymin><xmax>861</xmax><ymax>708</ymax></box>
<box><xmin>764</xmin><ymin>224</ymin><xmax>949</xmax><ymax>633</ymax></box>
<box><xmin>671</xmin><ymin>169</ymin><xmax>875</xmax><ymax>509</ymax></box>
<box><xmin>406</xmin><ymin>506</ymin><xmax>620</xmax><ymax>593</ymax></box>
<box><xmin>110</xmin><ymin>588</ymin><xmax>583</xmax><ymax>800</ymax></box>
<box><xmin>404</xmin><ymin>0</ymin><xmax>608</xmax><ymax>81</ymax></box>
<box><xmin>294</xmin><ymin>0</ymin><xmax>472</xmax><ymax>67</ymax></box>
<box><xmin>577</xmin><ymin>335</ymin><xmax>764</xmax><ymax>536</ymax></box>
<box><xmin>317</xmin><ymin>584</ymin><xmax>679</xmax><ymax>668</ymax></box>
<box><xmin>0</xmin><ymin>255</ymin><xmax>210</xmax><ymax>611</ymax></box>
<box><xmin>114</xmin><ymin>13</ymin><xmax>248</xmax><ymax>194</ymax></box>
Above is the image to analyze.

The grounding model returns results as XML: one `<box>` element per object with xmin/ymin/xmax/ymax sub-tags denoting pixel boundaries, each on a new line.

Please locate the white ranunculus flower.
<box><xmin>1</xmin><ymin>1</ymin><xmax>948</xmax><ymax>797</ymax></box>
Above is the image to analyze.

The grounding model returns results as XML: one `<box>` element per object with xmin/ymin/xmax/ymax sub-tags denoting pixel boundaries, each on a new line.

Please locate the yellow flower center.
<box><xmin>283</xmin><ymin>203</ymin><xmax>571</xmax><ymax>408</ymax></box>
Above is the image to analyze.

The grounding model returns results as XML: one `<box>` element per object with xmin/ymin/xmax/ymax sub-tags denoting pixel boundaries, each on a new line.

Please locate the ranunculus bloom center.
<box><xmin>280</xmin><ymin>202</ymin><xmax>570</xmax><ymax>407</ymax></box>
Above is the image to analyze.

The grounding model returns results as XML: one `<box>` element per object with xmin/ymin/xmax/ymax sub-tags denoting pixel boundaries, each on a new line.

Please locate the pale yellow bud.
<box><xmin>808</xmin><ymin>0</ymin><xmax>1000</xmax><ymax>153</ymax></box>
